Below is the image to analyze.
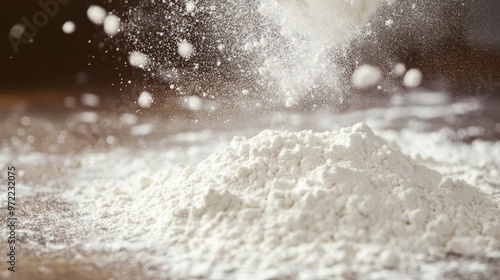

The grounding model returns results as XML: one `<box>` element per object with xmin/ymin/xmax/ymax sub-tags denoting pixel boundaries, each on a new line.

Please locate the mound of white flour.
<box><xmin>90</xmin><ymin>123</ymin><xmax>499</xmax><ymax>277</ymax></box>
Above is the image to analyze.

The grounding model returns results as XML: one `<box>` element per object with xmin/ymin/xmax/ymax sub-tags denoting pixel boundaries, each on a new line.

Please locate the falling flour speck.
<box><xmin>62</xmin><ymin>21</ymin><xmax>76</xmax><ymax>34</ymax></box>
<box><xmin>185</xmin><ymin>96</ymin><xmax>202</xmax><ymax>111</ymax></box>
<box><xmin>404</xmin><ymin>68</ymin><xmax>424</xmax><ymax>88</ymax></box>
<box><xmin>352</xmin><ymin>64</ymin><xmax>383</xmax><ymax>89</ymax></box>
<box><xmin>87</xmin><ymin>5</ymin><xmax>107</xmax><ymax>26</ymax></box>
<box><xmin>137</xmin><ymin>91</ymin><xmax>153</xmax><ymax>108</ymax></box>
<box><xmin>128</xmin><ymin>51</ymin><xmax>149</xmax><ymax>68</ymax></box>
<box><xmin>10</xmin><ymin>24</ymin><xmax>25</xmax><ymax>39</ymax></box>
<box><xmin>80</xmin><ymin>93</ymin><xmax>100</xmax><ymax>107</ymax></box>
<box><xmin>103</xmin><ymin>14</ymin><xmax>121</xmax><ymax>36</ymax></box>
<box><xmin>186</xmin><ymin>1</ymin><xmax>196</xmax><ymax>13</ymax></box>
<box><xmin>130</xmin><ymin>123</ymin><xmax>154</xmax><ymax>136</ymax></box>
<box><xmin>178</xmin><ymin>40</ymin><xmax>195</xmax><ymax>59</ymax></box>
<box><xmin>393</xmin><ymin>63</ymin><xmax>407</xmax><ymax>77</ymax></box>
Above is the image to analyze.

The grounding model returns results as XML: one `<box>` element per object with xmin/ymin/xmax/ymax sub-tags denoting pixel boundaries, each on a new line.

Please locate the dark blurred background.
<box><xmin>0</xmin><ymin>0</ymin><xmax>499</xmax><ymax>94</ymax></box>
<box><xmin>0</xmin><ymin>0</ymin><xmax>139</xmax><ymax>90</ymax></box>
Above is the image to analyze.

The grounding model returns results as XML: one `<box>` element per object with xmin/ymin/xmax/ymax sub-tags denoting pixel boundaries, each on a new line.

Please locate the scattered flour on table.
<box><xmin>82</xmin><ymin>123</ymin><xmax>500</xmax><ymax>278</ymax></box>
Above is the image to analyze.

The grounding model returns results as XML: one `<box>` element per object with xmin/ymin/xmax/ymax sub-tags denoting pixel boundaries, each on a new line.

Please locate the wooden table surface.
<box><xmin>1</xmin><ymin>88</ymin><xmax>499</xmax><ymax>280</ymax></box>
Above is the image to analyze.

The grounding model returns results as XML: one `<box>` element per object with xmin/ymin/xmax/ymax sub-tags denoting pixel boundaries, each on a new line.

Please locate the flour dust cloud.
<box><xmin>88</xmin><ymin>1</ymin><xmax>408</xmax><ymax>107</ymax></box>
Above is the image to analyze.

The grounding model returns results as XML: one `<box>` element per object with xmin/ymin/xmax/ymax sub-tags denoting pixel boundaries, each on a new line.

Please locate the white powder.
<box><xmin>9</xmin><ymin>24</ymin><xmax>25</xmax><ymax>39</ymax></box>
<box><xmin>393</xmin><ymin>63</ymin><xmax>407</xmax><ymax>76</ymax></box>
<box><xmin>80</xmin><ymin>92</ymin><xmax>100</xmax><ymax>107</ymax></box>
<box><xmin>184</xmin><ymin>96</ymin><xmax>203</xmax><ymax>110</ymax></box>
<box><xmin>404</xmin><ymin>68</ymin><xmax>424</xmax><ymax>88</ymax></box>
<box><xmin>252</xmin><ymin>0</ymin><xmax>397</xmax><ymax>104</ymax></box>
<box><xmin>111</xmin><ymin>0</ymin><xmax>399</xmax><ymax>106</ymax></box>
<box><xmin>87</xmin><ymin>5</ymin><xmax>107</xmax><ymax>26</ymax></box>
<box><xmin>186</xmin><ymin>1</ymin><xmax>196</xmax><ymax>13</ymax></box>
<box><xmin>243</xmin><ymin>42</ymin><xmax>253</xmax><ymax>51</ymax></box>
<box><xmin>20</xmin><ymin>116</ymin><xmax>30</xmax><ymax>126</ymax></box>
<box><xmin>285</xmin><ymin>97</ymin><xmax>298</xmax><ymax>108</ymax></box>
<box><xmin>78</xmin><ymin>111</ymin><xmax>99</xmax><ymax>123</ymax></box>
<box><xmin>130</xmin><ymin>123</ymin><xmax>154</xmax><ymax>136</ymax></box>
<box><xmin>119</xmin><ymin>113</ymin><xmax>138</xmax><ymax>126</ymax></box>
<box><xmin>103</xmin><ymin>14</ymin><xmax>121</xmax><ymax>36</ymax></box>
<box><xmin>62</xmin><ymin>21</ymin><xmax>76</xmax><ymax>34</ymax></box>
<box><xmin>352</xmin><ymin>64</ymin><xmax>383</xmax><ymax>89</ymax></box>
<box><xmin>137</xmin><ymin>91</ymin><xmax>153</xmax><ymax>108</ymax></box>
<box><xmin>178</xmin><ymin>40</ymin><xmax>195</xmax><ymax>59</ymax></box>
<box><xmin>128</xmin><ymin>51</ymin><xmax>149</xmax><ymax>68</ymax></box>
<box><xmin>85</xmin><ymin>123</ymin><xmax>499</xmax><ymax>278</ymax></box>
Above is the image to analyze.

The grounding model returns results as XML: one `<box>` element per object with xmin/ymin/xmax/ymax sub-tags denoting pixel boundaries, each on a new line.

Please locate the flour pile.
<box><xmin>89</xmin><ymin>123</ymin><xmax>499</xmax><ymax>278</ymax></box>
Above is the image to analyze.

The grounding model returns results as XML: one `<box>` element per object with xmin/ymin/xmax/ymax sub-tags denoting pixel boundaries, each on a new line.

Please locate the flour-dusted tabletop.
<box><xmin>1</xmin><ymin>89</ymin><xmax>500</xmax><ymax>280</ymax></box>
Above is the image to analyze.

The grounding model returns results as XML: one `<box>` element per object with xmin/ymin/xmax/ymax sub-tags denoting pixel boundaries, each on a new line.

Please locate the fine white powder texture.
<box><xmin>87</xmin><ymin>123</ymin><xmax>500</xmax><ymax>277</ymax></box>
<box><xmin>259</xmin><ymin>0</ymin><xmax>396</xmax><ymax>45</ymax></box>
<box><xmin>252</xmin><ymin>0</ymin><xmax>397</xmax><ymax>104</ymax></box>
<box><xmin>110</xmin><ymin>1</ymin><xmax>399</xmax><ymax>105</ymax></box>
<box><xmin>352</xmin><ymin>64</ymin><xmax>382</xmax><ymax>89</ymax></box>
<box><xmin>178</xmin><ymin>40</ymin><xmax>195</xmax><ymax>59</ymax></box>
